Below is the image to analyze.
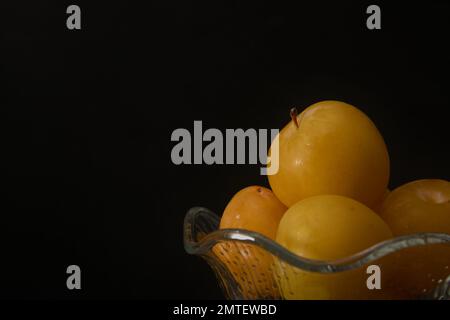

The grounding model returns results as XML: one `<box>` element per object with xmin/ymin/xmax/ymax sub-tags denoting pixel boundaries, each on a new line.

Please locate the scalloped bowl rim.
<box><xmin>184</xmin><ymin>206</ymin><xmax>450</xmax><ymax>274</ymax></box>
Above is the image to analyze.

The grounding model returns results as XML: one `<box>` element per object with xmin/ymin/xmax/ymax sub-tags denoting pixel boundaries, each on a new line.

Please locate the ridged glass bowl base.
<box><xmin>184</xmin><ymin>207</ymin><xmax>450</xmax><ymax>300</ymax></box>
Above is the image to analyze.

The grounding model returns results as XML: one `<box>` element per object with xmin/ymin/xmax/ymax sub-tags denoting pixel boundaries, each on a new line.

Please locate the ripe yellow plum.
<box><xmin>380</xmin><ymin>179</ymin><xmax>450</xmax><ymax>235</ymax></box>
<box><xmin>275</xmin><ymin>195</ymin><xmax>393</xmax><ymax>299</ymax></box>
<box><xmin>379</xmin><ymin>179</ymin><xmax>450</xmax><ymax>298</ymax></box>
<box><xmin>214</xmin><ymin>186</ymin><xmax>287</xmax><ymax>298</ymax></box>
<box><xmin>219</xmin><ymin>186</ymin><xmax>287</xmax><ymax>238</ymax></box>
<box><xmin>268</xmin><ymin>101</ymin><xmax>390</xmax><ymax>209</ymax></box>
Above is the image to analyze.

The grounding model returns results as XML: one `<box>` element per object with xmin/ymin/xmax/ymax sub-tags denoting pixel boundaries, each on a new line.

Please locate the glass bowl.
<box><xmin>184</xmin><ymin>207</ymin><xmax>450</xmax><ymax>300</ymax></box>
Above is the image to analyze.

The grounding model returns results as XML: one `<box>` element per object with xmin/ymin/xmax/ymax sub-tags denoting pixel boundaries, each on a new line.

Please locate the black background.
<box><xmin>1</xmin><ymin>1</ymin><xmax>449</xmax><ymax>299</ymax></box>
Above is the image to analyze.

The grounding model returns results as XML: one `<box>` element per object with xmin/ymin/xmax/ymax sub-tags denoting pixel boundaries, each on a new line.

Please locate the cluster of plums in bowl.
<box><xmin>212</xmin><ymin>100</ymin><xmax>450</xmax><ymax>299</ymax></box>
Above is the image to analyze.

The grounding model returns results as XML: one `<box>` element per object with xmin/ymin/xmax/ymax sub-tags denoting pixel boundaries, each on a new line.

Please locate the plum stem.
<box><xmin>290</xmin><ymin>107</ymin><xmax>299</xmax><ymax>128</ymax></box>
